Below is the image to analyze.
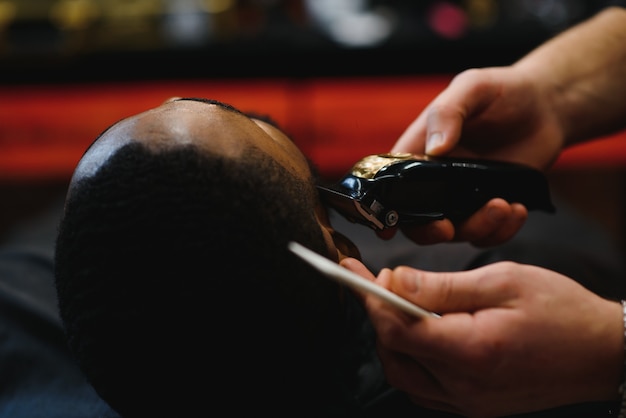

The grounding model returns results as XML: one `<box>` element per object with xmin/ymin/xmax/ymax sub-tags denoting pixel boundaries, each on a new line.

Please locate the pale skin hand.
<box><xmin>392</xmin><ymin>66</ymin><xmax>564</xmax><ymax>169</ymax></box>
<box><xmin>341</xmin><ymin>257</ymin><xmax>624</xmax><ymax>418</ymax></box>
<box><xmin>386</xmin><ymin>66</ymin><xmax>557</xmax><ymax>247</ymax></box>
<box><xmin>388</xmin><ymin>7</ymin><xmax>626</xmax><ymax>247</ymax></box>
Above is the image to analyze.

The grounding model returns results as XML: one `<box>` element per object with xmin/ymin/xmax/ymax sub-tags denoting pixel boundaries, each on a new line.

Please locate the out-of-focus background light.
<box><xmin>427</xmin><ymin>1</ymin><xmax>467</xmax><ymax>40</ymax></box>
<box><xmin>304</xmin><ymin>0</ymin><xmax>396</xmax><ymax>47</ymax></box>
<box><xmin>0</xmin><ymin>0</ymin><xmax>605</xmax><ymax>82</ymax></box>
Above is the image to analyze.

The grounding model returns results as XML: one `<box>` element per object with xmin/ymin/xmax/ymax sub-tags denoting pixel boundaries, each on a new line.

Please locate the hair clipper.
<box><xmin>317</xmin><ymin>153</ymin><xmax>555</xmax><ymax>231</ymax></box>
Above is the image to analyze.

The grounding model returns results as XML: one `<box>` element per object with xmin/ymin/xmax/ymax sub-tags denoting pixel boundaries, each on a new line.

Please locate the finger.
<box><xmin>339</xmin><ymin>257</ymin><xmax>377</xmax><ymax>281</ymax></box>
<box><xmin>423</xmin><ymin>104</ymin><xmax>464</xmax><ymax>156</ymax></box>
<box><xmin>367</xmin><ymin>300</ymin><xmax>482</xmax><ymax>379</ymax></box>
<box><xmin>388</xmin><ymin>265</ymin><xmax>516</xmax><ymax>314</ymax></box>
<box><xmin>394</xmin><ymin>70</ymin><xmax>499</xmax><ymax>156</ymax></box>
<box><xmin>358</xmin><ymin>267</ymin><xmax>495</xmax><ymax>373</ymax></box>
<box><xmin>399</xmin><ymin>219</ymin><xmax>455</xmax><ymax>245</ymax></box>
<box><xmin>392</xmin><ymin>108</ymin><xmax>428</xmax><ymax>154</ymax></box>
<box><xmin>345</xmin><ymin>266</ymin><xmax>438</xmax><ymax>335</ymax></box>
<box><xmin>452</xmin><ymin>198</ymin><xmax>523</xmax><ymax>244</ymax></box>
<box><xmin>472</xmin><ymin>202</ymin><xmax>528</xmax><ymax>247</ymax></box>
<box><xmin>393</xmin><ymin>103</ymin><xmax>466</xmax><ymax>156</ymax></box>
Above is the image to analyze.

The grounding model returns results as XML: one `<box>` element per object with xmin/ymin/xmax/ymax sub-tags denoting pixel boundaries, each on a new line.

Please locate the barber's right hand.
<box><xmin>393</xmin><ymin>66</ymin><xmax>564</xmax><ymax>168</ymax></box>
<box><xmin>385</xmin><ymin>66</ymin><xmax>565</xmax><ymax>246</ymax></box>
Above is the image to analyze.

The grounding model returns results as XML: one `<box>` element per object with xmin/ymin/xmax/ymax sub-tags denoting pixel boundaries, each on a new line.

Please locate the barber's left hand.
<box><xmin>340</xmin><ymin>257</ymin><xmax>623</xmax><ymax>418</ymax></box>
<box><xmin>377</xmin><ymin>197</ymin><xmax>528</xmax><ymax>247</ymax></box>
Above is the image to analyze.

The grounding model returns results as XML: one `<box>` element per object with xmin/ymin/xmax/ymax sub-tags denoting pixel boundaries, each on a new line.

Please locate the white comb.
<box><xmin>288</xmin><ymin>241</ymin><xmax>440</xmax><ymax>319</ymax></box>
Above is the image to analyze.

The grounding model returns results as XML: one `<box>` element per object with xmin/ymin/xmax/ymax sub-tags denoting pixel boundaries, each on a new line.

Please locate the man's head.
<box><xmin>54</xmin><ymin>98</ymin><xmax>361</xmax><ymax>416</ymax></box>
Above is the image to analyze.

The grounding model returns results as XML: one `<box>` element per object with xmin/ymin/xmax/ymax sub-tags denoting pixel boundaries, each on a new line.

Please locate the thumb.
<box><xmin>387</xmin><ymin>265</ymin><xmax>513</xmax><ymax>314</ymax></box>
<box><xmin>423</xmin><ymin>105</ymin><xmax>463</xmax><ymax>156</ymax></box>
<box><xmin>392</xmin><ymin>111</ymin><xmax>428</xmax><ymax>154</ymax></box>
<box><xmin>393</xmin><ymin>86</ymin><xmax>467</xmax><ymax>156</ymax></box>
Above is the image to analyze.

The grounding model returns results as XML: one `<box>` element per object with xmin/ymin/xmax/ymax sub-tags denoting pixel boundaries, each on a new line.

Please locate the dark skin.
<box><xmin>71</xmin><ymin>97</ymin><xmax>360</xmax><ymax>263</ymax></box>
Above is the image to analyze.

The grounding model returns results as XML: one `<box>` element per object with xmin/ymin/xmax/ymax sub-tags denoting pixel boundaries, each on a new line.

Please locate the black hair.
<box><xmin>54</xmin><ymin>141</ymin><xmax>350</xmax><ymax>416</ymax></box>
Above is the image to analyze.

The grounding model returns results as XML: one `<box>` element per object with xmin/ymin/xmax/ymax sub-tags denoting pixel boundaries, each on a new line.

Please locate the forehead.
<box><xmin>73</xmin><ymin>99</ymin><xmax>311</xmax><ymax>181</ymax></box>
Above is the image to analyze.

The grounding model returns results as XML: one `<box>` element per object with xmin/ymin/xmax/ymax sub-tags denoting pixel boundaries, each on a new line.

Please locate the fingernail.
<box><xmin>426</xmin><ymin>132</ymin><xmax>444</xmax><ymax>154</ymax></box>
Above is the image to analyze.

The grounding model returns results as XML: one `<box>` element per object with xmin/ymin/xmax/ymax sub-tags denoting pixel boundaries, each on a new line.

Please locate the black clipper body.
<box><xmin>318</xmin><ymin>153</ymin><xmax>555</xmax><ymax>231</ymax></box>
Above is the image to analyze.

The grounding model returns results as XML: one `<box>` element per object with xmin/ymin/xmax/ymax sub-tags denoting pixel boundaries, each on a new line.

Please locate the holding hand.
<box><xmin>384</xmin><ymin>66</ymin><xmax>564</xmax><ymax>247</ymax></box>
<box><xmin>388</xmin><ymin>7</ymin><xmax>626</xmax><ymax>248</ymax></box>
<box><xmin>341</xmin><ymin>257</ymin><xmax>624</xmax><ymax>418</ymax></box>
<box><xmin>393</xmin><ymin>66</ymin><xmax>565</xmax><ymax>170</ymax></box>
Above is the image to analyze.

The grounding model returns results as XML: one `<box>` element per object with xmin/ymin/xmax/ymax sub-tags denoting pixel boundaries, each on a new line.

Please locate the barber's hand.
<box><xmin>341</xmin><ymin>258</ymin><xmax>623</xmax><ymax>418</ymax></box>
<box><xmin>393</xmin><ymin>66</ymin><xmax>564</xmax><ymax>168</ymax></box>
<box><xmin>385</xmin><ymin>66</ymin><xmax>564</xmax><ymax>246</ymax></box>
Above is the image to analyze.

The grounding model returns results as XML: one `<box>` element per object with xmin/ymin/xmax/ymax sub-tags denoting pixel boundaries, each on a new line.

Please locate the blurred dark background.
<box><xmin>0</xmin><ymin>0</ymin><xmax>616</xmax><ymax>83</ymax></box>
<box><xmin>1</xmin><ymin>0</ymin><xmax>624</xmax><ymax>252</ymax></box>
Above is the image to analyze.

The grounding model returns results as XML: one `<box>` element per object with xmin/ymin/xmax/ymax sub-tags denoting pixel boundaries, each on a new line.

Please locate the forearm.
<box><xmin>514</xmin><ymin>6</ymin><xmax>626</xmax><ymax>146</ymax></box>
